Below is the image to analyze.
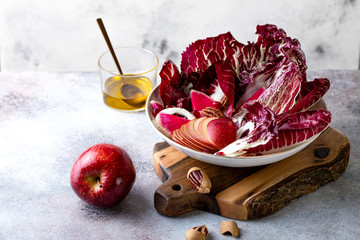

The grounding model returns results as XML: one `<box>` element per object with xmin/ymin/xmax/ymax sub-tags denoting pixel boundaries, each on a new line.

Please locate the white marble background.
<box><xmin>0</xmin><ymin>0</ymin><xmax>359</xmax><ymax>72</ymax></box>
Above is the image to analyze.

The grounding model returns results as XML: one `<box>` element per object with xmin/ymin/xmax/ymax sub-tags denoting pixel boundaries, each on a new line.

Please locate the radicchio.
<box><xmin>193</xmin><ymin>61</ymin><xmax>236</xmax><ymax>116</ymax></box>
<box><xmin>181</xmin><ymin>32</ymin><xmax>243</xmax><ymax>78</ymax></box>
<box><xmin>217</xmin><ymin>108</ymin><xmax>331</xmax><ymax>157</ymax></box>
<box><xmin>150</xmin><ymin>100</ymin><xmax>164</xmax><ymax>117</ymax></box>
<box><xmin>255</xmin><ymin>62</ymin><xmax>302</xmax><ymax>115</ymax></box>
<box><xmin>159</xmin><ymin>60</ymin><xmax>190</xmax><ymax>110</ymax></box>
<box><xmin>254</xmin><ymin>24</ymin><xmax>307</xmax><ymax>80</ymax></box>
<box><xmin>234</xmin><ymin>24</ymin><xmax>308</xmax><ymax>109</ymax></box>
<box><xmin>153</xmin><ymin>24</ymin><xmax>332</xmax><ymax>157</ymax></box>
<box><xmin>289</xmin><ymin>78</ymin><xmax>330</xmax><ymax>113</ymax></box>
<box><xmin>245</xmin><ymin>109</ymin><xmax>332</xmax><ymax>155</ymax></box>
<box><xmin>216</xmin><ymin>102</ymin><xmax>278</xmax><ymax>157</ymax></box>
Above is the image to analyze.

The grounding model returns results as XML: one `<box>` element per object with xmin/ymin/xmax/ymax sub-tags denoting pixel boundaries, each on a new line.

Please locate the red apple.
<box><xmin>172</xmin><ymin>117</ymin><xmax>237</xmax><ymax>153</ymax></box>
<box><xmin>70</xmin><ymin>143</ymin><xmax>136</xmax><ymax>208</ymax></box>
<box><xmin>206</xmin><ymin>118</ymin><xmax>237</xmax><ymax>149</ymax></box>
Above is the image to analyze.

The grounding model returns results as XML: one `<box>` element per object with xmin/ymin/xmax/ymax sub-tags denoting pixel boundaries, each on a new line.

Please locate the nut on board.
<box><xmin>187</xmin><ymin>167</ymin><xmax>212</xmax><ymax>194</ymax></box>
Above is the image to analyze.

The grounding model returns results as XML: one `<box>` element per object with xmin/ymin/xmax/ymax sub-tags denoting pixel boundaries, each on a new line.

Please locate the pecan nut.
<box><xmin>187</xmin><ymin>167</ymin><xmax>212</xmax><ymax>194</ymax></box>
<box><xmin>220</xmin><ymin>220</ymin><xmax>240</xmax><ymax>237</ymax></box>
<box><xmin>202</xmin><ymin>107</ymin><xmax>225</xmax><ymax>119</ymax></box>
<box><xmin>186</xmin><ymin>225</ymin><xmax>209</xmax><ymax>240</ymax></box>
<box><xmin>220</xmin><ymin>95</ymin><xmax>230</xmax><ymax>110</ymax></box>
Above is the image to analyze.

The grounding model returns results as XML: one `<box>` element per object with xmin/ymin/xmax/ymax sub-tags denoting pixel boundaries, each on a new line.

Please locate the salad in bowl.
<box><xmin>146</xmin><ymin>24</ymin><xmax>331</xmax><ymax>167</ymax></box>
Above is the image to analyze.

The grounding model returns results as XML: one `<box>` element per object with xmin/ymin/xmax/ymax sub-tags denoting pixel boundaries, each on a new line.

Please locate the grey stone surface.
<box><xmin>0</xmin><ymin>71</ymin><xmax>359</xmax><ymax>240</ymax></box>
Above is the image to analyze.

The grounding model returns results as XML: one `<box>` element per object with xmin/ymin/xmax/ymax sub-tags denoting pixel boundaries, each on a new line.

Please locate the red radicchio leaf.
<box><xmin>289</xmin><ymin>78</ymin><xmax>330</xmax><ymax>113</ymax></box>
<box><xmin>176</xmin><ymin>97</ymin><xmax>191</xmax><ymax>110</ymax></box>
<box><xmin>254</xmin><ymin>24</ymin><xmax>307</xmax><ymax>80</ymax></box>
<box><xmin>235</xmin><ymin>24</ymin><xmax>307</xmax><ymax>109</ymax></box>
<box><xmin>256</xmin><ymin>62</ymin><xmax>302</xmax><ymax>115</ymax></box>
<box><xmin>192</xmin><ymin>61</ymin><xmax>236</xmax><ymax>116</ymax></box>
<box><xmin>276</xmin><ymin>109</ymin><xmax>331</xmax><ymax>131</ymax></box>
<box><xmin>217</xmin><ymin>103</ymin><xmax>331</xmax><ymax>157</ymax></box>
<box><xmin>150</xmin><ymin>100</ymin><xmax>164</xmax><ymax>117</ymax></box>
<box><xmin>245</xmin><ymin>109</ymin><xmax>332</xmax><ymax>155</ymax></box>
<box><xmin>193</xmin><ymin>64</ymin><xmax>217</xmax><ymax>94</ymax></box>
<box><xmin>236</xmin><ymin>41</ymin><xmax>280</xmax><ymax>92</ymax></box>
<box><xmin>182</xmin><ymin>72</ymin><xmax>200</xmax><ymax>96</ymax></box>
<box><xmin>180</xmin><ymin>32</ymin><xmax>252</xmax><ymax>107</ymax></box>
<box><xmin>181</xmin><ymin>32</ymin><xmax>244</xmax><ymax>79</ymax></box>
<box><xmin>159</xmin><ymin>60</ymin><xmax>188</xmax><ymax>109</ymax></box>
<box><xmin>214</xmin><ymin>61</ymin><xmax>236</xmax><ymax>116</ymax></box>
<box><xmin>181</xmin><ymin>25</ymin><xmax>308</xmax><ymax>114</ymax></box>
<box><xmin>216</xmin><ymin>102</ymin><xmax>277</xmax><ymax>157</ymax></box>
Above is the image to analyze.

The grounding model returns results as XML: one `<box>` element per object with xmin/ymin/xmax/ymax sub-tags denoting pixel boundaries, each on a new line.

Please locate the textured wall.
<box><xmin>0</xmin><ymin>0</ymin><xmax>359</xmax><ymax>72</ymax></box>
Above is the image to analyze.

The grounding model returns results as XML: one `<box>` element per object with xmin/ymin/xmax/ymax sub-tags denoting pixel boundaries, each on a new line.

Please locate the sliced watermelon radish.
<box><xmin>156</xmin><ymin>113</ymin><xmax>190</xmax><ymax>135</ymax></box>
<box><xmin>155</xmin><ymin>108</ymin><xmax>195</xmax><ymax>136</ymax></box>
<box><xmin>190</xmin><ymin>90</ymin><xmax>215</xmax><ymax>112</ymax></box>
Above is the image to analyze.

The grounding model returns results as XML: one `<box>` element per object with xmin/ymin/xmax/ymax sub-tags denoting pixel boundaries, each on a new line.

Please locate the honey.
<box><xmin>102</xmin><ymin>75</ymin><xmax>153</xmax><ymax>111</ymax></box>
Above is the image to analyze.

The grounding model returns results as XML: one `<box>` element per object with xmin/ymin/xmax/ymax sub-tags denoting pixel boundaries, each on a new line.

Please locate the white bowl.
<box><xmin>145</xmin><ymin>85</ymin><xmax>319</xmax><ymax>167</ymax></box>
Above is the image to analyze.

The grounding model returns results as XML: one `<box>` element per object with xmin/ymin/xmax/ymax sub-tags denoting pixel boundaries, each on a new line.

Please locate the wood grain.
<box><xmin>153</xmin><ymin>127</ymin><xmax>350</xmax><ymax>220</ymax></box>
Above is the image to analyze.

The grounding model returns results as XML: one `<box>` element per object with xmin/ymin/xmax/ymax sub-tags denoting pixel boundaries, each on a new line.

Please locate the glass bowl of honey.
<box><xmin>98</xmin><ymin>47</ymin><xmax>159</xmax><ymax>112</ymax></box>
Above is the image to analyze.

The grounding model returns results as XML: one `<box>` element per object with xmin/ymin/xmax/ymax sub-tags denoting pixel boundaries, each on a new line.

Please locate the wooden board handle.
<box><xmin>154</xmin><ymin>179</ymin><xmax>216</xmax><ymax>216</ymax></box>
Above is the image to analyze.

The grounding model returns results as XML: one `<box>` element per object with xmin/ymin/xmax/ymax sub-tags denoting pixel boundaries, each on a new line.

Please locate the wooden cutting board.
<box><xmin>152</xmin><ymin>127</ymin><xmax>350</xmax><ymax>220</ymax></box>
